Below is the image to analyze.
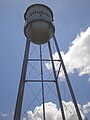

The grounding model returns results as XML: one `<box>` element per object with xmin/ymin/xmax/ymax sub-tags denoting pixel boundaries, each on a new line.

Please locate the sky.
<box><xmin>0</xmin><ymin>0</ymin><xmax>90</xmax><ymax>120</ymax></box>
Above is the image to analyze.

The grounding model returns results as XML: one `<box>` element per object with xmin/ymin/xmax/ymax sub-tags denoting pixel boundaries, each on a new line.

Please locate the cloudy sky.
<box><xmin>0</xmin><ymin>0</ymin><xmax>90</xmax><ymax>120</ymax></box>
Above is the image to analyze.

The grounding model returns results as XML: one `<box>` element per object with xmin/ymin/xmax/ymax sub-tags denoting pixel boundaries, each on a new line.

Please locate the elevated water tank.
<box><xmin>24</xmin><ymin>4</ymin><xmax>55</xmax><ymax>44</ymax></box>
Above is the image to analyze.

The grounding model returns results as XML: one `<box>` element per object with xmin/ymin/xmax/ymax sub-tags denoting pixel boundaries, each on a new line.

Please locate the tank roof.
<box><xmin>24</xmin><ymin>4</ymin><xmax>53</xmax><ymax>20</ymax></box>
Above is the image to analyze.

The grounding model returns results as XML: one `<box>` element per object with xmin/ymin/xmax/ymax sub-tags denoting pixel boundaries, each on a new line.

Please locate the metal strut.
<box><xmin>40</xmin><ymin>45</ymin><xmax>46</xmax><ymax>120</ymax></box>
<box><xmin>14</xmin><ymin>40</ymin><xmax>30</xmax><ymax>120</ymax></box>
<box><xmin>53</xmin><ymin>35</ymin><xmax>82</xmax><ymax>120</ymax></box>
<box><xmin>48</xmin><ymin>41</ymin><xmax>66</xmax><ymax>120</ymax></box>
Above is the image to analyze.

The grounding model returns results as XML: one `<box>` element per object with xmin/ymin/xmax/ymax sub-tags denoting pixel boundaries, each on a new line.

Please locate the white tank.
<box><xmin>24</xmin><ymin>4</ymin><xmax>55</xmax><ymax>44</ymax></box>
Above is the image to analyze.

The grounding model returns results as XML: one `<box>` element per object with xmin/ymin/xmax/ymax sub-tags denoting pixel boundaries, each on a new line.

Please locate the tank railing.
<box><xmin>24</xmin><ymin>17</ymin><xmax>55</xmax><ymax>27</ymax></box>
<box><xmin>25</xmin><ymin>15</ymin><xmax>51</xmax><ymax>22</ymax></box>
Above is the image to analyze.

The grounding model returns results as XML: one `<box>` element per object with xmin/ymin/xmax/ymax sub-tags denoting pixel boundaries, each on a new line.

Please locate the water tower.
<box><xmin>14</xmin><ymin>4</ymin><xmax>82</xmax><ymax>120</ymax></box>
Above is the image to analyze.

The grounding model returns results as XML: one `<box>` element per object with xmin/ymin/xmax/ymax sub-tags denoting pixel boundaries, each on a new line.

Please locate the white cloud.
<box><xmin>82</xmin><ymin>102</ymin><xmax>90</xmax><ymax>114</ymax></box>
<box><xmin>0</xmin><ymin>112</ymin><xmax>8</xmax><ymax>117</ymax></box>
<box><xmin>46</xmin><ymin>27</ymin><xmax>90</xmax><ymax>78</ymax></box>
<box><xmin>24</xmin><ymin>101</ymin><xmax>89</xmax><ymax>120</ymax></box>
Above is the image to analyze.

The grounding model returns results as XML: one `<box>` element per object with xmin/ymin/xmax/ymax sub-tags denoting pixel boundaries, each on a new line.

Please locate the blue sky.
<box><xmin>0</xmin><ymin>0</ymin><xmax>90</xmax><ymax>119</ymax></box>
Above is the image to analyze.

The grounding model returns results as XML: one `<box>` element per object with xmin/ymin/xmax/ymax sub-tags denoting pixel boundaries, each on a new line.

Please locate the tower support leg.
<box><xmin>53</xmin><ymin>35</ymin><xmax>82</xmax><ymax>120</ymax></box>
<box><xmin>48</xmin><ymin>41</ymin><xmax>66</xmax><ymax>120</ymax></box>
<box><xmin>40</xmin><ymin>45</ymin><xmax>46</xmax><ymax>120</ymax></box>
<box><xmin>14</xmin><ymin>40</ymin><xmax>30</xmax><ymax>120</ymax></box>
